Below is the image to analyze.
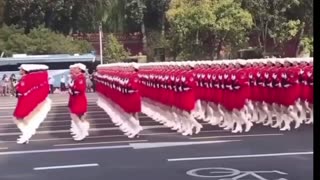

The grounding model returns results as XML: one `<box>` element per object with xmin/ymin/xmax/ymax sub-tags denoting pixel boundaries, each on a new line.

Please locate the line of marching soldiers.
<box><xmin>12</xmin><ymin>63</ymin><xmax>89</xmax><ymax>144</ymax></box>
<box><xmin>94</xmin><ymin>57</ymin><xmax>313</xmax><ymax>137</ymax></box>
<box><xmin>11</xmin><ymin>57</ymin><xmax>313</xmax><ymax>144</ymax></box>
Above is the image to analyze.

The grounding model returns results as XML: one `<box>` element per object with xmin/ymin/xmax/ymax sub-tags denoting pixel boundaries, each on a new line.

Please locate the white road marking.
<box><xmin>34</xmin><ymin>163</ymin><xmax>99</xmax><ymax>170</ymax></box>
<box><xmin>0</xmin><ymin>116</ymin><xmax>151</xmax><ymax>125</ymax></box>
<box><xmin>0</xmin><ymin>121</ymin><xmax>158</xmax><ymax>129</ymax></box>
<box><xmin>0</xmin><ymin>130</ymin><xmax>225</xmax><ymax>143</ymax></box>
<box><xmin>167</xmin><ymin>151</ymin><xmax>314</xmax><ymax>162</ymax></box>
<box><xmin>130</xmin><ymin>140</ymin><xmax>241</xmax><ymax>149</ymax></box>
<box><xmin>0</xmin><ymin>125</ymin><xmax>166</xmax><ymax>136</ymax></box>
<box><xmin>190</xmin><ymin>133</ymin><xmax>283</xmax><ymax>140</ymax></box>
<box><xmin>0</xmin><ymin>124</ymin><xmax>202</xmax><ymax>136</ymax></box>
<box><xmin>0</xmin><ymin>145</ymin><xmax>131</xmax><ymax>156</ymax></box>
<box><xmin>0</xmin><ymin>111</ymin><xmax>104</xmax><ymax>117</ymax></box>
<box><xmin>0</xmin><ymin>104</ymin><xmax>99</xmax><ymax>110</ymax></box>
<box><xmin>0</xmin><ymin>113</ymin><xmax>150</xmax><ymax>119</ymax></box>
<box><xmin>0</xmin><ymin>147</ymin><xmax>8</xmax><ymax>150</ymax></box>
<box><xmin>0</xmin><ymin>119</ymin><xmax>108</xmax><ymax>125</ymax></box>
<box><xmin>54</xmin><ymin>140</ymin><xmax>148</xmax><ymax>147</ymax></box>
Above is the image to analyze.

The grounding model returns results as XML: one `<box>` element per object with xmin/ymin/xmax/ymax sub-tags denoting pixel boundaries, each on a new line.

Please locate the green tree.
<box><xmin>3</xmin><ymin>0</ymin><xmax>104</xmax><ymax>34</ymax></box>
<box><xmin>241</xmin><ymin>0</ymin><xmax>301</xmax><ymax>55</ymax></box>
<box><xmin>0</xmin><ymin>0</ymin><xmax>4</xmax><ymax>26</ymax></box>
<box><xmin>145</xmin><ymin>0</ymin><xmax>170</xmax><ymax>34</ymax></box>
<box><xmin>167</xmin><ymin>0</ymin><xmax>253</xmax><ymax>60</ymax></box>
<box><xmin>4</xmin><ymin>0</ymin><xmax>47</xmax><ymax>33</ymax></box>
<box><xmin>126</xmin><ymin>0</ymin><xmax>148</xmax><ymax>52</ymax></box>
<box><xmin>104</xmin><ymin>34</ymin><xmax>130</xmax><ymax>63</ymax></box>
<box><xmin>95</xmin><ymin>0</ymin><xmax>128</xmax><ymax>33</ymax></box>
<box><xmin>286</xmin><ymin>0</ymin><xmax>313</xmax><ymax>56</ymax></box>
<box><xmin>0</xmin><ymin>25</ymin><xmax>92</xmax><ymax>56</ymax></box>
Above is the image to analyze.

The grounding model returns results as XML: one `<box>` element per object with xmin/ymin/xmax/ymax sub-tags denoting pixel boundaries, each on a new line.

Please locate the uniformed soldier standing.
<box><xmin>13</xmin><ymin>64</ymin><xmax>52</xmax><ymax>144</ymax></box>
<box><xmin>68</xmin><ymin>63</ymin><xmax>89</xmax><ymax>141</ymax></box>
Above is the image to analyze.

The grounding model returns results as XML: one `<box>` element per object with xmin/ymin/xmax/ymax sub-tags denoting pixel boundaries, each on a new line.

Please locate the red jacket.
<box><xmin>68</xmin><ymin>73</ymin><xmax>87</xmax><ymax>115</ymax></box>
<box><xmin>14</xmin><ymin>71</ymin><xmax>49</xmax><ymax>119</ymax></box>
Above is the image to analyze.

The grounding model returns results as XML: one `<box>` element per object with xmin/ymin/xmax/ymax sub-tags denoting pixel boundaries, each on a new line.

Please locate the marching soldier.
<box><xmin>93</xmin><ymin>58</ymin><xmax>313</xmax><ymax>137</ymax></box>
<box><xmin>68</xmin><ymin>63</ymin><xmax>89</xmax><ymax>141</ymax></box>
<box><xmin>13</xmin><ymin>64</ymin><xmax>52</xmax><ymax>144</ymax></box>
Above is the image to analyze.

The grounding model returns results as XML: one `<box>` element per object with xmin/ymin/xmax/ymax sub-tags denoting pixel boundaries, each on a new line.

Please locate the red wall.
<box><xmin>72</xmin><ymin>32</ymin><xmax>143</xmax><ymax>56</ymax></box>
<box><xmin>74</xmin><ymin>32</ymin><xmax>300</xmax><ymax>58</ymax></box>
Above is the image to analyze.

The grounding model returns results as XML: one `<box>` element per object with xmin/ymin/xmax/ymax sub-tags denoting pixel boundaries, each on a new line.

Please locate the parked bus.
<box><xmin>0</xmin><ymin>54</ymin><xmax>98</xmax><ymax>88</ymax></box>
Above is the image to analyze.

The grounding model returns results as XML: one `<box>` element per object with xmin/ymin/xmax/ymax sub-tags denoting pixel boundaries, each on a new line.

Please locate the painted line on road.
<box><xmin>0</xmin><ymin>130</ymin><xmax>225</xmax><ymax>143</ymax></box>
<box><xmin>0</xmin><ymin>111</ymin><xmax>105</xmax><ymax>118</ymax></box>
<box><xmin>54</xmin><ymin>140</ymin><xmax>148</xmax><ymax>147</ymax></box>
<box><xmin>0</xmin><ymin>102</ymin><xmax>99</xmax><ymax>106</ymax></box>
<box><xmin>190</xmin><ymin>133</ymin><xmax>283</xmax><ymax>140</ymax></box>
<box><xmin>0</xmin><ymin>113</ymin><xmax>150</xmax><ymax>119</ymax></box>
<box><xmin>0</xmin><ymin>147</ymin><xmax>8</xmax><ymax>150</ymax></box>
<box><xmin>167</xmin><ymin>151</ymin><xmax>314</xmax><ymax>162</ymax></box>
<box><xmin>34</xmin><ymin>163</ymin><xmax>99</xmax><ymax>171</ymax></box>
<box><xmin>0</xmin><ymin>116</ymin><xmax>152</xmax><ymax>125</ymax></box>
<box><xmin>0</xmin><ymin>98</ymin><xmax>98</xmax><ymax>104</ymax></box>
<box><xmin>0</xmin><ymin>104</ymin><xmax>100</xmax><ymax>110</ymax></box>
<box><xmin>0</xmin><ymin>125</ymin><xmax>166</xmax><ymax>136</ymax></box>
<box><xmin>0</xmin><ymin>121</ymin><xmax>159</xmax><ymax>129</ymax></box>
<box><xmin>0</xmin><ymin>121</ymin><xmax>209</xmax><ymax>130</ymax></box>
<box><xmin>0</xmin><ymin>145</ymin><xmax>131</xmax><ymax>156</ymax></box>
<box><xmin>0</xmin><ymin>119</ymin><xmax>111</xmax><ymax>125</ymax></box>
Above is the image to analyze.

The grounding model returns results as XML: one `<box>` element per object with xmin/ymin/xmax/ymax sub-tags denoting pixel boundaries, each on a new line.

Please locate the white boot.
<box><xmin>82</xmin><ymin>121</ymin><xmax>90</xmax><ymax>137</ymax></box>
<box><xmin>17</xmin><ymin>127</ymin><xmax>33</xmax><ymax>144</ymax></box>
<box><xmin>304</xmin><ymin>102</ymin><xmax>313</xmax><ymax>124</ymax></box>
<box><xmin>231</xmin><ymin>111</ymin><xmax>243</xmax><ymax>133</ymax></box>
<box><xmin>73</xmin><ymin>120</ymin><xmax>87</xmax><ymax>141</ymax></box>
<box><xmin>70</xmin><ymin>120</ymin><xmax>79</xmax><ymax>135</ymax></box>
<box><xmin>240</xmin><ymin>109</ymin><xmax>253</xmax><ymax>132</ymax></box>
<box><xmin>295</xmin><ymin>99</ymin><xmax>306</xmax><ymax>123</ymax></box>
<box><xmin>289</xmin><ymin>105</ymin><xmax>302</xmax><ymax>129</ymax></box>
<box><xmin>280</xmin><ymin>113</ymin><xmax>292</xmax><ymax>131</ymax></box>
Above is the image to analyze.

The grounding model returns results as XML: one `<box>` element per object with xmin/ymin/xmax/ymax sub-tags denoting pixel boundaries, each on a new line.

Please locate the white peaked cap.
<box><xmin>172</xmin><ymin>61</ymin><xmax>177</xmax><ymax>64</ymax></box>
<box><xmin>72</xmin><ymin>63</ymin><xmax>87</xmax><ymax>71</ymax></box>
<box><xmin>187</xmin><ymin>61</ymin><xmax>196</xmax><ymax>67</ymax></box>
<box><xmin>19</xmin><ymin>64</ymin><xmax>49</xmax><ymax>71</ymax></box>
<box><xmin>132</xmin><ymin>62</ymin><xmax>140</xmax><ymax>69</ymax></box>
<box><xmin>245</xmin><ymin>59</ymin><xmax>254</xmax><ymax>64</ymax></box>
<box><xmin>224</xmin><ymin>60</ymin><xmax>233</xmax><ymax>64</ymax></box>
<box><xmin>276</xmin><ymin>58</ymin><xmax>285</xmax><ymax>64</ymax></box>
<box><xmin>237</xmin><ymin>59</ymin><xmax>247</xmax><ymax>65</ymax></box>
<box><xmin>266</xmin><ymin>58</ymin><xmax>276</xmax><ymax>64</ymax></box>
<box><xmin>247</xmin><ymin>59</ymin><xmax>259</xmax><ymax>63</ymax></box>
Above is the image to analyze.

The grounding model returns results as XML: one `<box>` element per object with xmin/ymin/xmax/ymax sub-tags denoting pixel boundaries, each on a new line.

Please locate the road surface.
<box><xmin>0</xmin><ymin>94</ymin><xmax>313</xmax><ymax>180</ymax></box>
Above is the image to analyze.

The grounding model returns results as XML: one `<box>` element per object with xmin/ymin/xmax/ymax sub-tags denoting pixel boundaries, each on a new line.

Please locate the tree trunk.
<box><xmin>257</xmin><ymin>31</ymin><xmax>263</xmax><ymax>48</ymax></box>
<box><xmin>263</xmin><ymin>21</ymin><xmax>268</xmax><ymax>54</ymax></box>
<box><xmin>260</xmin><ymin>16</ymin><xmax>268</xmax><ymax>55</ymax></box>
<box><xmin>211</xmin><ymin>41</ymin><xmax>216</xmax><ymax>60</ymax></box>
<box><xmin>217</xmin><ymin>34</ymin><xmax>227</xmax><ymax>59</ymax></box>
<box><xmin>69</xmin><ymin>27</ymin><xmax>74</xmax><ymax>36</ymax></box>
<box><xmin>44</xmin><ymin>10</ymin><xmax>53</xmax><ymax>29</ymax></box>
<box><xmin>161</xmin><ymin>13</ymin><xmax>165</xmax><ymax>36</ymax></box>
<box><xmin>141</xmin><ymin>21</ymin><xmax>147</xmax><ymax>54</ymax></box>
<box><xmin>295</xmin><ymin>22</ymin><xmax>305</xmax><ymax>57</ymax></box>
<box><xmin>208</xmin><ymin>33</ymin><xmax>216</xmax><ymax>60</ymax></box>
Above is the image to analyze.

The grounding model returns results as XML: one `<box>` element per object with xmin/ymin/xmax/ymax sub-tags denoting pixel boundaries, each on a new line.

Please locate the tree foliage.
<box><xmin>103</xmin><ymin>34</ymin><xmax>130</xmax><ymax>63</ymax></box>
<box><xmin>0</xmin><ymin>0</ymin><xmax>4</xmax><ymax>26</ymax></box>
<box><xmin>0</xmin><ymin>25</ymin><xmax>92</xmax><ymax>56</ymax></box>
<box><xmin>166</xmin><ymin>0</ymin><xmax>253</xmax><ymax>60</ymax></box>
<box><xmin>0</xmin><ymin>0</ymin><xmax>314</xmax><ymax>58</ymax></box>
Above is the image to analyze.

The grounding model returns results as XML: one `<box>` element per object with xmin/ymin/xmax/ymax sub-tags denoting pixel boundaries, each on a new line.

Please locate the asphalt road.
<box><xmin>0</xmin><ymin>93</ymin><xmax>313</xmax><ymax>180</ymax></box>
